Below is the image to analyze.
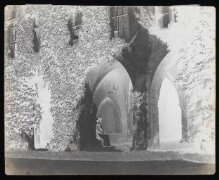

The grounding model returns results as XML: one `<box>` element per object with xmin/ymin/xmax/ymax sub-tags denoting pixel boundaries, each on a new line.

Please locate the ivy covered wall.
<box><xmin>5</xmin><ymin>5</ymin><xmax>127</xmax><ymax>151</ymax></box>
<box><xmin>5</xmin><ymin>6</ymin><xmax>215</xmax><ymax>154</ymax></box>
<box><xmin>148</xmin><ymin>6</ymin><xmax>215</xmax><ymax>153</ymax></box>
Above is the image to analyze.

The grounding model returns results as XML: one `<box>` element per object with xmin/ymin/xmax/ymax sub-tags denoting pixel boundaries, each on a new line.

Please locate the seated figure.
<box><xmin>96</xmin><ymin>117</ymin><xmax>111</xmax><ymax>147</ymax></box>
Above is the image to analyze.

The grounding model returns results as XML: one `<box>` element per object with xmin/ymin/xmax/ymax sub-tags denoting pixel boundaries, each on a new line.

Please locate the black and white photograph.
<box><xmin>4</xmin><ymin>5</ymin><xmax>215</xmax><ymax>175</ymax></box>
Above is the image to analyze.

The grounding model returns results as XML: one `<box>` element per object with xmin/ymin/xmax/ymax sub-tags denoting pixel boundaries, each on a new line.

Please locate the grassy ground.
<box><xmin>5</xmin><ymin>149</ymin><xmax>215</xmax><ymax>163</ymax></box>
<box><xmin>5</xmin><ymin>157</ymin><xmax>215</xmax><ymax>175</ymax></box>
<box><xmin>5</xmin><ymin>149</ymin><xmax>215</xmax><ymax>175</ymax></box>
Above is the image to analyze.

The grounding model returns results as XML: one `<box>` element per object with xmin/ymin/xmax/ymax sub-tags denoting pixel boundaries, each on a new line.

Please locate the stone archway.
<box><xmin>158</xmin><ymin>77</ymin><xmax>182</xmax><ymax>144</ymax></box>
<box><xmin>85</xmin><ymin>60</ymin><xmax>134</xmax><ymax>149</ymax></box>
<box><xmin>96</xmin><ymin>97</ymin><xmax>122</xmax><ymax>134</ymax></box>
<box><xmin>148</xmin><ymin>52</ymin><xmax>189</xmax><ymax>149</ymax></box>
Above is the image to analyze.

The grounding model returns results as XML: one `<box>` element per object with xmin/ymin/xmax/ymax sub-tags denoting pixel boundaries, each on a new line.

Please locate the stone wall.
<box><xmin>5</xmin><ymin>5</ymin><xmax>127</xmax><ymax>151</ymax></box>
<box><xmin>173</xmin><ymin>7</ymin><xmax>215</xmax><ymax>150</ymax></box>
<box><xmin>5</xmin><ymin>6</ymin><xmax>215</xmax><ymax>153</ymax></box>
<box><xmin>115</xmin><ymin>7</ymin><xmax>168</xmax><ymax>150</ymax></box>
<box><xmin>147</xmin><ymin>6</ymin><xmax>215</xmax><ymax>153</ymax></box>
<box><xmin>5</xmin><ymin>9</ymin><xmax>42</xmax><ymax>150</ymax></box>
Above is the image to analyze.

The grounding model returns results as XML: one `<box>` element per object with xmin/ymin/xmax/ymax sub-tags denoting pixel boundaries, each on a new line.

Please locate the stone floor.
<box><xmin>5</xmin><ymin>150</ymin><xmax>215</xmax><ymax>175</ymax></box>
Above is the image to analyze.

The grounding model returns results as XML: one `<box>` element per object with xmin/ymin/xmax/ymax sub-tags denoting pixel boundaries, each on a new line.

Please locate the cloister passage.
<box><xmin>158</xmin><ymin>77</ymin><xmax>182</xmax><ymax>144</ymax></box>
<box><xmin>86</xmin><ymin>60</ymin><xmax>133</xmax><ymax>148</ymax></box>
<box><xmin>96</xmin><ymin>97</ymin><xmax>122</xmax><ymax>134</ymax></box>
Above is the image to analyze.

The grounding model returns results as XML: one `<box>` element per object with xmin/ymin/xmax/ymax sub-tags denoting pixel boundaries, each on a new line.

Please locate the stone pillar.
<box><xmin>148</xmin><ymin>97</ymin><xmax>160</xmax><ymax>149</ymax></box>
<box><xmin>181</xmin><ymin>106</ymin><xmax>189</xmax><ymax>142</ymax></box>
<box><xmin>177</xmin><ymin>88</ymin><xmax>189</xmax><ymax>142</ymax></box>
<box><xmin>131</xmin><ymin>91</ymin><xmax>148</xmax><ymax>151</ymax></box>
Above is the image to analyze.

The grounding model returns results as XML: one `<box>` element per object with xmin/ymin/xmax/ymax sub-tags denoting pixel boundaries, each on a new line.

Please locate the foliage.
<box><xmin>5</xmin><ymin>6</ymin><xmax>127</xmax><ymax>151</ymax></box>
<box><xmin>174</xmin><ymin>7</ymin><xmax>215</xmax><ymax>143</ymax></box>
<box><xmin>150</xmin><ymin>6</ymin><xmax>215</xmax><ymax>145</ymax></box>
<box><xmin>5</xmin><ymin>56</ymin><xmax>42</xmax><ymax>150</ymax></box>
<box><xmin>130</xmin><ymin>91</ymin><xmax>148</xmax><ymax>150</ymax></box>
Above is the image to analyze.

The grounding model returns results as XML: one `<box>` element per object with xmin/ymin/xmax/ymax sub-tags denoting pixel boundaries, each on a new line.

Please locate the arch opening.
<box><xmin>148</xmin><ymin>52</ymin><xmax>189</xmax><ymax>149</ymax></box>
<box><xmin>81</xmin><ymin>60</ymin><xmax>134</xmax><ymax>151</ymax></box>
<box><xmin>96</xmin><ymin>97</ymin><xmax>122</xmax><ymax>134</ymax></box>
<box><xmin>34</xmin><ymin>74</ymin><xmax>54</xmax><ymax>149</ymax></box>
<box><xmin>92</xmin><ymin>67</ymin><xmax>133</xmax><ymax>148</ymax></box>
<box><xmin>158</xmin><ymin>77</ymin><xmax>182</xmax><ymax>146</ymax></box>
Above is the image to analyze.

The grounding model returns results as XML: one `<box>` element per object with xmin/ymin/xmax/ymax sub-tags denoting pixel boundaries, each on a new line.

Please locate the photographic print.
<box><xmin>4</xmin><ymin>5</ymin><xmax>215</xmax><ymax>175</ymax></box>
